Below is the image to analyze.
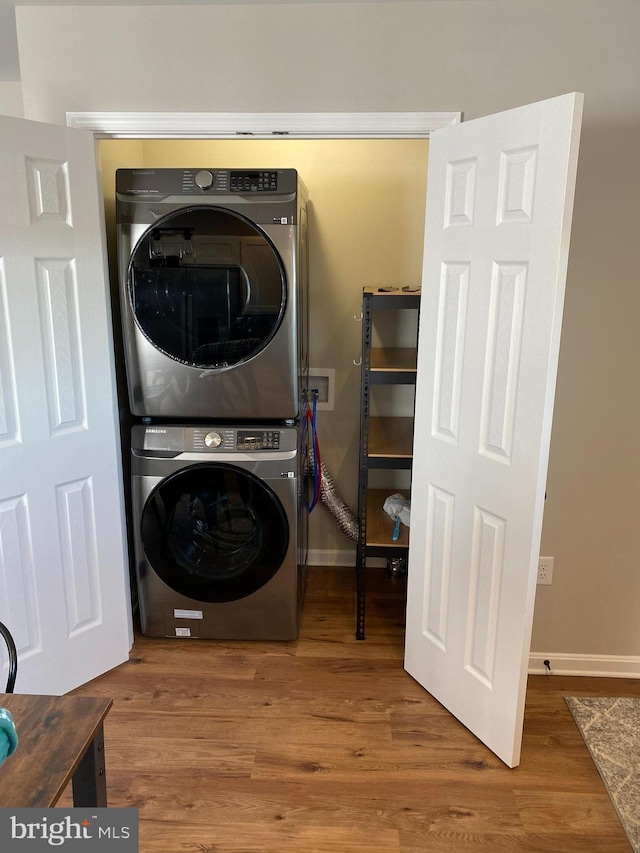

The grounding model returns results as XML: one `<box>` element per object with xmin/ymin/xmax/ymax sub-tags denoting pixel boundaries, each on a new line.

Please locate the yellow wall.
<box><xmin>99</xmin><ymin>138</ymin><xmax>429</xmax><ymax>557</ymax></box>
<box><xmin>99</xmin><ymin>141</ymin><xmax>144</xmax><ymax>306</ymax></box>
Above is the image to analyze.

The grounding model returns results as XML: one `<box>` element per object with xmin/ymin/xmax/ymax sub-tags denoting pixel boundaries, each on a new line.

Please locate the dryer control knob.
<box><xmin>195</xmin><ymin>170</ymin><xmax>214</xmax><ymax>190</ymax></box>
<box><xmin>204</xmin><ymin>430</ymin><xmax>223</xmax><ymax>448</ymax></box>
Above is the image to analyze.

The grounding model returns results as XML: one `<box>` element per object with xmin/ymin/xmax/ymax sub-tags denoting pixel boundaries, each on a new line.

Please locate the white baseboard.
<box><xmin>307</xmin><ymin>558</ymin><xmax>640</xmax><ymax>678</ymax></box>
<box><xmin>528</xmin><ymin>653</ymin><xmax>640</xmax><ymax>678</ymax></box>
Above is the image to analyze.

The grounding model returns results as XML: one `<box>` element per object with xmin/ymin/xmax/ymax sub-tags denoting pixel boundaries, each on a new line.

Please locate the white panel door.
<box><xmin>0</xmin><ymin>114</ymin><xmax>132</xmax><ymax>695</ymax></box>
<box><xmin>404</xmin><ymin>93</ymin><xmax>583</xmax><ymax>767</ymax></box>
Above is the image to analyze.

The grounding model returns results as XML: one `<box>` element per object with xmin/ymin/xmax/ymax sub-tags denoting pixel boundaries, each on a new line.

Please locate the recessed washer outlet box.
<box><xmin>308</xmin><ymin>368</ymin><xmax>335</xmax><ymax>411</ymax></box>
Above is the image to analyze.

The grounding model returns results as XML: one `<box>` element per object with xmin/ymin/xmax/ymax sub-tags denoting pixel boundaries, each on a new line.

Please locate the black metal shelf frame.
<box><xmin>355</xmin><ymin>289</ymin><xmax>420</xmax><ymax>640</ymax></box>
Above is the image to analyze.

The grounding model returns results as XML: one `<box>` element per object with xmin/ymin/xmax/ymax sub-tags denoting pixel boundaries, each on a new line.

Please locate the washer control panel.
<box><xmin>135</xmin><ymin>424</ymin><xmax>294</xmax><ymax>453</ymax></box>
<box><xmin>236</xmin><ymin>430</ymin><xmax>281</xmax><ymax>450</ymax></box>
<box><xmin>193</xmin><ymin>428</ymin><xmax>280</xmax><ymax>451</ymax></box>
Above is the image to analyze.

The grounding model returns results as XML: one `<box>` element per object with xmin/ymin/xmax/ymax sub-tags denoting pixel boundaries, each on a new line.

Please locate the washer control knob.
<box><xmin>195</xmin><ymin>170</ymin><xmax>214</xmax><ymax>190</ymax></box>
<box><xmin>204</xmin><ymin>430</ymin><xmax>223</xmax><ymax>448</ymax></box>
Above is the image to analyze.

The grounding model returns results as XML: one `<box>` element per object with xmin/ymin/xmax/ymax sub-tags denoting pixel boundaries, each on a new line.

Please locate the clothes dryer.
<box><xmin>117</xmin><ymin>168</ymin><xmax>308</xmax><ymax>420</ymax></box>
<box><xmin>131</xmin><ymin>423</ymin><xmax>307</xmax><ymax>640</ymax></box>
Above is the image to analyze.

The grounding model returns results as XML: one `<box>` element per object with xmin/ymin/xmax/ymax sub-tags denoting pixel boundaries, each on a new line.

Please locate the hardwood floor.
<box><xmin>64</xmin><ymin>566</ymin><xmax>638</xmax><ymax>852</ymax></box>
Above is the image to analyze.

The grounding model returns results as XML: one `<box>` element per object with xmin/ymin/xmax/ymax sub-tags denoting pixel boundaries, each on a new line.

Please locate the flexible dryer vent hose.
<box><xmin>306</xmin><ymin>451</ymin><xmax>359</xmax><ymax>543</ymax></box>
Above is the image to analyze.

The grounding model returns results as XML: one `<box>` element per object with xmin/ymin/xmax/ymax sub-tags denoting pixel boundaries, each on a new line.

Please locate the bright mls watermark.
<box><xmin>0</xmin><ymin>809</ymin><xmax>138</xmax><ymax>850</ymax></box>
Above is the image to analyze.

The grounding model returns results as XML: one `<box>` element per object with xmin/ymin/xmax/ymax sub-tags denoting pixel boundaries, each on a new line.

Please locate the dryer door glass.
<box><xmin>129</xmin><ymin>207</ymin><xmax>286</xmax><ymax>368</ymax></box>
<box><xmin>141</xmin><ymin>463</ymin><xmax>289</xmax><ymax>603</ymax></box>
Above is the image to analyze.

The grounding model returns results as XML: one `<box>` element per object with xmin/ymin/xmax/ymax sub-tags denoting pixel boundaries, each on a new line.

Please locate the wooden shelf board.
<box><xmin>365</xmin><ymin>488</ymin><xmax>411</xmax><ymax>548</ymax></box>
<box><xmin>370</xmin><ymin>347</ymin><xmax>418</xmax><ymax>372</ymax></box>
<box><xmin>363</xmin><ymin>286</ymin><xmax>421</xmax><ymax>307</ymax></box>
<box><xmin>368</xmin><ymin>416</ymin><xmax>414</xmax><ymax>458</ymax></box>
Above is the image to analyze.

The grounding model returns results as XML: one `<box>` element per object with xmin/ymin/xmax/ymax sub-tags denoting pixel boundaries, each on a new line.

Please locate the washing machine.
<box><xmin>131</xmin><ymin>423</ymin><xmax>308</xmax><ymax>640</ymax></box>
<box><xmin>116</xmin><ymin>168</ymin><xmax>309</xmax><ymax>420</ymax></box>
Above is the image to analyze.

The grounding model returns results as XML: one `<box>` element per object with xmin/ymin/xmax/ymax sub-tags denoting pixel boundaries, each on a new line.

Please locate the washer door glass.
<box><xmin>141</xmin><ymin>463</ymin><xmax>289</xmax><ymax>603</ymax></box>
<box><xmin>129</xmin><ymin>206</ymin><xmax>286</xmax><ymax>368</ymax></box>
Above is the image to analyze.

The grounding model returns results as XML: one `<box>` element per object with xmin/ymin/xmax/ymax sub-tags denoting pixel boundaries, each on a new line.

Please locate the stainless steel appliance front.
<box><xmin>131</xmin><ymin>423</ymin><xmax>307</xmax><ymax>640</ymax></box>
<box><xmin>117</xmin><ymin>168</ymin><xmax>308</xmax><ymax>420</ymax></box>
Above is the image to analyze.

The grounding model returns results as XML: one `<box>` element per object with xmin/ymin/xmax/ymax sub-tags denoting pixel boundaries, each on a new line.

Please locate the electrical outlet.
<box><xmin>537</xmin><ymin>556</ymin><xmax>554</xmax><ymax>585</ymax></box>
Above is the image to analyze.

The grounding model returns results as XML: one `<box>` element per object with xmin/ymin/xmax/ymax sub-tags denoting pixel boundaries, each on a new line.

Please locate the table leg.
<box><xmin>71</xmin><ymin>723</ymin><xmax>107</xmax><ymax>807</ymax></box>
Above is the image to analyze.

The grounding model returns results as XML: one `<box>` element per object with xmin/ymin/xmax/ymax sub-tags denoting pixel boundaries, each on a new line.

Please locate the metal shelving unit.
<box><xmin>356</xmin><ymin>286</ymin><xmax>420</xmax><ymax>640</ymax></box>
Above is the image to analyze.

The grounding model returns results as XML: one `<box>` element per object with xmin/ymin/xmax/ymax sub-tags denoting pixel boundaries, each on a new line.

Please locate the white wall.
<box><xmin>14</xmin><ymin>1</ymin><xmax>640</xmax><ymax>661</ymax></box>
<box><xmin>0</xmin><ymin>7</ymin><xmax>22</xmax><ymax>117</ymax></box>
<box><xmin>0</xmin><ymin>82</ymin><xmax>23</xmax><ymax>118</ymax></box>
<box><xmin>0</xmin><ymin>8</ymin><xmax>20</xmax><ymax>83</ymax></box>
<box><xmin>16</xmin><ymin>2</ymin><xmax>639</xmax><ymax>122</ymax></box>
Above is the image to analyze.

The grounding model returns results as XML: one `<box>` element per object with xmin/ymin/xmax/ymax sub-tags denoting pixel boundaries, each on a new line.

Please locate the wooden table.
<box><xmin>0</xmin><ymin>693</ymin><xmax>113</xmax><ymax>807</ymax></box>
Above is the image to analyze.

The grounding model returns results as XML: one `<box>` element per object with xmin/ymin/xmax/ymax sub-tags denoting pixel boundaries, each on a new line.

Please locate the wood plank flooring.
<box><xmin>63</xmin><ymin>566</ymin><xmax>639</xmax><ymax>852</ymax></box>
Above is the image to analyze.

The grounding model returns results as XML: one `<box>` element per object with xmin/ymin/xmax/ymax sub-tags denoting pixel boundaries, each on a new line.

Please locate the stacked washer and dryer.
<box><xmin>116</xmin><ymin>168</ymin><xmax>310</xmax><ymax>640</ymax></box>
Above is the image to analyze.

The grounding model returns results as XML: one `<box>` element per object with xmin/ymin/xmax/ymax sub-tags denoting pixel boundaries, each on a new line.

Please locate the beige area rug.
<box><xmin>566</xmin><ymin>697</ymin><xmax>640</xmax><ymax>852</ymax></box>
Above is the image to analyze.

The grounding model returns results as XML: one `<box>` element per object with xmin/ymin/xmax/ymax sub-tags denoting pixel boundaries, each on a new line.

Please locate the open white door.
<box><xmin>404</xmin><ymin>93</ymin><xmax>583</xmax><ymax>767</ymax></box>
<box><xmin>0</xmin><ymin>114</ymin><xmax>132</xmax><ymax>694</ymax></box>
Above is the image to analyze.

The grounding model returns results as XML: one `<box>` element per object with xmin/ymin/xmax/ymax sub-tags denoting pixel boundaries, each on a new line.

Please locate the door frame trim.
<box><xmin>66</xmin><ymin>111</ymin><xmax>461</xmax><ymax>139</ymax></box>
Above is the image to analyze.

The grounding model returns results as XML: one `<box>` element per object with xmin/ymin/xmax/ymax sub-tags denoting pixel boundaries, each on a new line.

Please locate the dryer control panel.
<box><xmin>116</xmin><ymin>168</ymin><xmax>298</xmax><ymax>196</ymax></box>
<box><xmin>230</xmin><ymin>171</ymin><xmax>278</xmax><ymax>193</ymax></box>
